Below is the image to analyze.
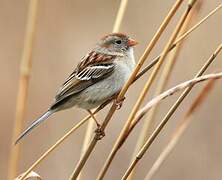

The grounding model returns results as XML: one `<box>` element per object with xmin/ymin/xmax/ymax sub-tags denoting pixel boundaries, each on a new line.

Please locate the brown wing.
<box><xmin>76</xmin><ymin>51</ymin><xmax>115</xmax><ymax>72</ymax></box>
<box><xmin>50</xmin><ymin>51</ymin><xmax>116</xmax><ymax>110</ymax></box>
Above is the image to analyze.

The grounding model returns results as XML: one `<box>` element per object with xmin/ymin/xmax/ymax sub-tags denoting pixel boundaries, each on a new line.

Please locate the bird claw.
<box><xmin>115</xmin><ymin>97</ymin><xmax>125</xmax><ymax>110</ymax></box>
<box><xmin>95</xmin><ymin>126</ymin><xmax>105</xmax><ymax>140</ymax></box>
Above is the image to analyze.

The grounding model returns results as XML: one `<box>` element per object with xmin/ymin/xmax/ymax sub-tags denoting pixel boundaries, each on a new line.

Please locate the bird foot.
<box><xmin>95</xmin><ymin>126</ymin><xmax>105</xmax><ymax>140</ymax></box>
<box><xmin>115</xmin><ymin>96</ymin><xmax>125</xmax><ymax>110</ymax></box>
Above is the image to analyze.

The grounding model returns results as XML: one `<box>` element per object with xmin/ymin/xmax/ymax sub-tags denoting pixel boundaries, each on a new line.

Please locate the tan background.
<box><xmin>1</xmin><ymin>0</ymin><xmax>222</xmax><ymax>179</ymax></box>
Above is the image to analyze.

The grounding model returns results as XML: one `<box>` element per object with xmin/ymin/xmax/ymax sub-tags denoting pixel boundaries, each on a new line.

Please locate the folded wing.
<box><xmin>50</xmin><ymin>51</ymin><xmax>117</xmax><ymax>109</ymax></box>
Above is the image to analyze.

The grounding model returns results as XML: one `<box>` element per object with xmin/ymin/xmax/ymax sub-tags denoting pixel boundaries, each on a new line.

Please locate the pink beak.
<box><xmin>127</xmin><ymin>38</ymin><xmax>138</xmax><ymax>46</ymax></box>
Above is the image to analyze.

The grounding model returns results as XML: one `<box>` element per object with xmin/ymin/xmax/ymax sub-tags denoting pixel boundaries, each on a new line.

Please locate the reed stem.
<box><xmin>8</xmin><ymin>1</ymin><xmax>38</xmax><ymax>179</ymax></box>
<box><xmin>121</xmin><ymin>44</ymin><xmax>222</xmax><ymax>180</ymax></box>
<box><xmin>128</xmin><ymin>1</ymin><xmax>200</xmax><ymax>178</ymax></box>
<box><xmin>144</xmin><ymin>80</ymin><xmax>215</xmax><ymax>180</ymax></box>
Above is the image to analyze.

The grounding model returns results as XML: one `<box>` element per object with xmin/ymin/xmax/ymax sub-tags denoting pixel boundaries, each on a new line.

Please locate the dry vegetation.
<box><xmin>4</xmin><ymin>0</ymin><xmax>222</xmax><ymax>179</ymax></box>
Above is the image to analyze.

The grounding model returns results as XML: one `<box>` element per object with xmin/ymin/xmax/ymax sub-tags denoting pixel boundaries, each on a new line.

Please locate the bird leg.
<box><xmin>87</xmin><ymin>110</ymin><xmax>101</xmax><ymax>127</ymax></box>
<box><xmin>100</xmin><ymin>93</ymin><xmax>125</xmax><ymax>110</ymax></box>
<box><xmin>114</xmin><ymin>96</ymin><xmax>126</xmax><ymax>110</ymax></box>
<box><xmin>87</xmin><ymin>110</ymin><xmax>105</xmax><ymax>140</ymax></box>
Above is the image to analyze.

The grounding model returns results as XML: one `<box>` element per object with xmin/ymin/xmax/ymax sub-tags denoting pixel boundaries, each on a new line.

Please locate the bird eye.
<box><xmin>115</xmin><ymin>40</ymin><xmax>122</xmax><ymax>44</ymax></box>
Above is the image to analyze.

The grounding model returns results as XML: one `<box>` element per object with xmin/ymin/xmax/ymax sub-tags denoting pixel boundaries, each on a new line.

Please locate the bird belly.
<box><xmin>74</xmin><ymin>63</ymin><xmax>132</xmax><ymax>110</ymax></box>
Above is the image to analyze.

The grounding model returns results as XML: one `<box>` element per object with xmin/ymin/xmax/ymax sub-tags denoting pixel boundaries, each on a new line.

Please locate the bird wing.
<box><xmin>51</xmin><ymin>51</ymin><xmax>117</xmax><ymax>109</ymax></box>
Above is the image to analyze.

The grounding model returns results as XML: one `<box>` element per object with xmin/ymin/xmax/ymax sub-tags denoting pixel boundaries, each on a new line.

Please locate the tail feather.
<box><xmin>15</xmin><ymin>110</ymin><xmax>53</xmax><ymax>145</ymax></box>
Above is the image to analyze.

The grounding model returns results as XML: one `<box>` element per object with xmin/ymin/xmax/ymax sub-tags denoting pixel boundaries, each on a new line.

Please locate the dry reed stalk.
<box><xmin>16</xmin><ymin>2</ymin><xmax>222</xmax><ymax>179</ymax></box>
<box><xmin>19</xmin><ymin>116</ymin><xmax>89</xmax><ymax>180</ymax></box>
<box><xmin>78</xmin><ymin>1</ymin><xmax>129</xmax><ymax>179</ymax></box>
<box><xmin>144</xmin><ymin>80</ymin><xmax>216</xmax><ymax>180</ymax></box>
<box><xmin>8</xmin><ymin>1</ymin><xmax>38</xmax><ymax>180</ymax></box>
<box><xmin>121</xmin><ymin>44</ymin><xmax>222</xmax><ymax>180</ymax></box>
<box><xmin>69</xmin><ymin>1</ymin><xmax>185</xmax><ymax>179</ymax></box>
<box><xmin>18</xmin><ymin>103</ymin><xmax>109</xmax><ymax>180</ymax></box>
<box><xmin>97</xmin><ymin>2</ymin><xmax>191</xmax><ymax>179</ymax></box>
<box><xmin>112</xmin><ymin>0</ymin><xmax>128</xmax><ymax>33</ymax></box>
<box><xmin>17</xmin><ymin>2</ymin><xmax>221</xmax><ymax>179</ymax></box>
<box><xmin>132</xmin><ymin>74</ymin><xmax>221</xmax><ymax>124</ymax></box>
<box><xmin>80</xmin><ymin>119</ymin><xmax>95</xmax><ymax>156</ymax></box>
<box><xmin>77</xmin><ymin>119</ymin><xmax>95</xmax><ymax>180</ymax></box>
<box><xmin>174</xmin><ymin>2</ymin><xmax>222</xmax><ymax>45</ymax></box>
<box><xmin>128</xmin><ymin>1</ymin><xmax>201</xmax><ymax>179</ymax></box>
<box><xmin>135</xmin><ymin>1</ymin><xmax>222</xmax><ymax>82</ymax></box>
<box><xmin>121</xmin><ymin>74</ymin><xmax>222</xmax><ymax>180</ymax></box>
<box><xmin>129</xmin><ymin>43</ymin><xmax>222</xmax><ymax>139</ymax></box>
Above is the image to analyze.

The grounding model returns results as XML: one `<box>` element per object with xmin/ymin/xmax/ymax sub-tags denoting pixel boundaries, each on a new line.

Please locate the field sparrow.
<box><xmin>16</xmin><ymin>33</ymin><xmax>138</xmax><ymax>144</ymax></box>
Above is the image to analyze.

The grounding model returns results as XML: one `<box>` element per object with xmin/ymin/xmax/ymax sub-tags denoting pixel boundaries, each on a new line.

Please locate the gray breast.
<box><xmin>74</xmin><ymin>61</ymin><xmax>133</xmax><ymax>109</ymax></box>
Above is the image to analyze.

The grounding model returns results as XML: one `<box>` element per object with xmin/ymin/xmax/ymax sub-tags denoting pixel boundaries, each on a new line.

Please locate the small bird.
<box><xmin>15</xmin><ymin>33</ymin><xmax>138</xmax><ymax>144</ymax></box>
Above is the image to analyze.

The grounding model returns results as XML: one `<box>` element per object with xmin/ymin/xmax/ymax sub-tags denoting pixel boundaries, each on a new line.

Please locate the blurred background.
<box><xmin>1</xmin><ymin>0</ymin><xmax>222</xmax><ymax>179</ymax></box>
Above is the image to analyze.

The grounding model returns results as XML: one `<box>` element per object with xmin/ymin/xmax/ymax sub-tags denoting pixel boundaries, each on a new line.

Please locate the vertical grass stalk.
<box><xmin>121</xmin><ymin>44</ymin><xmax>222</xmax><ymax>180</ymax></box>
<box><xmin>8</xmin><ymin>1</ymin><xmax>38</xmax><ymax>179</ymax></box>
<box><xmin>128</xmin><ymin>1</ymin><xmax>200</xmax><ymax>179</ymax></box>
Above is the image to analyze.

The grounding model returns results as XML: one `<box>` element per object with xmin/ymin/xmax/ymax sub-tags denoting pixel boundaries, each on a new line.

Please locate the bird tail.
<box><xmin>15</xmin><ymin>110</ymin><xmax>54</xmax><ymax>145</ymax></box>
